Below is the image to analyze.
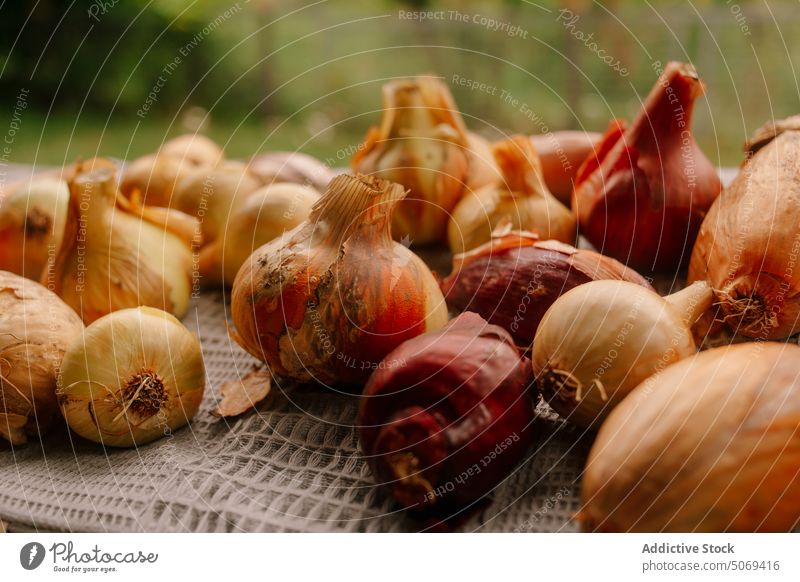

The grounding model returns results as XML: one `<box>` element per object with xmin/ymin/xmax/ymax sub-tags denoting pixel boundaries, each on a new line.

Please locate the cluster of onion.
<box><xmin>120</xmin><ymin>136</ymin><xmax>332</xmax><ymax>286</ymax></box>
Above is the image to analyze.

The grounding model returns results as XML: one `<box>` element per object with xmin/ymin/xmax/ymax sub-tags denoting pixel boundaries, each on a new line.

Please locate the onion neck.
<box><xmin>380</xmin><ymin>76</ymin><xmax>468</xmax><ymax>140</ymax></box>
<box><xmin>665</xmin><ymin>280</ymin><xmax>713</xmax><ymax>327</ymax></box>
<box><xmin>492</xmin><ymin>136</ymin><xmax>549</xmax><ymax>195</ymax></box>
<box><xmin>309</xmin><ymin>174</ymin><xmax>406</xmax><ymax>247</ymax></box>
<box><xmin>626</xmin><ymin>62</ymin><xmax>703</xmax><ymax>153</ymax></box>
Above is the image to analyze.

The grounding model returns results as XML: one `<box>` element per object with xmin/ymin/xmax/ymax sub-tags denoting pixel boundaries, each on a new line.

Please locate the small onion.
<box><xmin>532</xmin><ymin>279</ymin><xmax>713</xmax><ymax>428</ymax></box>
<box><xmin>172</xmin><ymin>160</ymin><xmax>262</xmax><ymax>246</ymax></box>
<box><xmin>0</xmin><ymin>271</ymin><xmax>84</xmax><ymax>444</ymax></box>
<box><xmin>581</xmin><ymin>342</ymin><xmax>800</xmax><ymax>532</ymax></box>
<box><xmin>448</xmin><ymin>135</ymin><xmax>575</xmax><ymax>254</ymax></box>
<box><xmin>247</xmin><ymin>151</ymin><xmax>334</xmax><ymax>192</ymax></box>
<box><xmin>159</xmin><ymin>134</ymin><xmax>224</xmax><ymax>167</ymax></box>
<box><xmin>200</xmin><ymin>182</ymin><xmax>320</xmax><ymax>286</ymax></box>
<box><xmin>441</xmin><ymin>230</ymin><xmax>652</xmax><ymax>348</ymax></box>
<box><xmin>0</xmin><ymin>177</ymin><xmax>69</xmax><ymax>280</ymax></box>
<box><xmin>58</xmin><ymin>307</ymin><xmax>205</xmax><ymax>447</ymax></box>
<box><xmin>119</xmin><ymin>154</ymin><xmax>195</xmax><ymax>208</ymax></box>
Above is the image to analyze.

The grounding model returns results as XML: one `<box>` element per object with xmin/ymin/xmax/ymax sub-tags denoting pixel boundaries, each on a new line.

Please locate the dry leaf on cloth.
<box><xmin>212</xmin><ymin>367</ymin><xmax>272</xmax><ymax>418</ymax></box>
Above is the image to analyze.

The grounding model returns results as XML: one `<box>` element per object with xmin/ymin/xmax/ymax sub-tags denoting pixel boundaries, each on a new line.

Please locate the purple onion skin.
<box><xmin>441</xmin><ymin>236</ymin><xmax>653</xmax><ymax>348</ymax></box>
<box><xmin>359</xmin><ymin>312</ymin><xmax>536</xmax><ymax>521</ymax></box>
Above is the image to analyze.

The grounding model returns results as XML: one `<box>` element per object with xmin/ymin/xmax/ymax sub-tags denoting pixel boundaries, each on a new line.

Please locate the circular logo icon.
<box><xmin>19</xmin><ymin>542</ymin><xmax>46</xmax><ymax>570</ymax></box>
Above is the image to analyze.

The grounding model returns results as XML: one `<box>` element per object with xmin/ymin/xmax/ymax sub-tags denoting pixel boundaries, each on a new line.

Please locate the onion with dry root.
<box><xmin>532</xmin><ymin>279</ymin><xmax>713</xmax><ymax>428</ymax></box>
<box><xmin>442</xmin><ymin>230</ymin><xmax>652</xmax><ymax>348</ymax></box>
<box><xmin>581</xmin><ymin>342</ymin><xmax>800</xmax><ymax>532</ymax></box>
<box><xmin>0</xmin><ymin>271</ymin><xmax>84</xmax><ymax>445</ymax></box>
<box><xmin>58</xmin><ymin>307</ymin><xmax>205</xmax><ymax>447</ymax></box>
<box><xmin>352</xmin><ymin>75</ymin><xmax>500</xmax><ymax>245</ymax></box>
<box><xmin>689</xmin><ymin>122</ymin><xmax>800</xmax><ymax>340</ymax></box>
<box><xmin>231</xmin><ymin>174</ymin><xmax>448</xmax><ymax>387</ymax></box>
<box><xmin>573</xmin><ymin>62</ymin><xmax>721</xmax><ymax>272</ymax></box>
<box><xmin>44</xmin><ymin>162</ymin><xmax>197</xmax><ymax>323</ymax></box>
<box><xmin>447</xmin><ymin>135</ymin><xmax>575</xmax><ymax>254</ymax></box>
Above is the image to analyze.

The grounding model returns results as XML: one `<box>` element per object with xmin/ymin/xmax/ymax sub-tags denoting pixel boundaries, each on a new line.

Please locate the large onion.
<box><xmin>581</xmin><ymin>342</ymin><xmax>800</xmax><ymax>532</ymax></box>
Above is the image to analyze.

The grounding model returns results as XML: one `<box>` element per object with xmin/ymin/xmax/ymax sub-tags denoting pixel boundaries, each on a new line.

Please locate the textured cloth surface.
<box><xmin>0</xmin><ymin>292</ymin><xmax>587</xmax><ymax>533</ymax></box>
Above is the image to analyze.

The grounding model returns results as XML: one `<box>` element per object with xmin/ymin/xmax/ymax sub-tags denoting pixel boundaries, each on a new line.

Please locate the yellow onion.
<box><xmin>247</xmin><ymin>151</ymin><xmax>334</xmax><ymax>192</ymax></box>
<box><xmin>352</xmin><ymin>75</ymin><xmax>499</xmax><ymax>245</ymax></box>
<box><xmin>58</xmin><ymin>306</ymin><xmax>205</xmax><ymax>447</ymax></box>
<box><xmin>448</xmin><ymin>135</ymin><xmax>576</xmax><ymax>254</ymax></box>
<box><xmin>689</xmin><ymin>126</ymin><xmax>800</xmax><ymax>340</ymax></box>
<box><xmin>0</xmin><ymin>177</ymin><xmax>68</xmax><ymax>279</ymax></box>
<box><xmin>231</xmin><ymin>174</ymin><xmax>448</xmax><ymax>387</ymax></box>
<box><xmin>532</xmin><ymin>279</ymin><xmax>712</xmax><ymax>428</ymax></box>
<box><xmin>44</xmin><ymin>162</ymin><xmax>197</xmax><ymax>324</ymax></box>
<box><xmin>119</xmin><ymin>154</ymin><xmax>196</xmax><ymax>208</ymax></box>
<box><xmin>0</xmin><ymin>271</ymin><xmax>83</xmax><ymax>444</ymax></box>
<box><xmin>200</xmin><ymin>182</ymin><xmax>319</xmax><ymax>287</ymax></box>
<box><xmin>581</xmin><ymin>342</ymin><xmax>800</xmax><ymax>532</ymax></box>
<box><xmin>159</xmin><ymin>133</ymin><xmax>223</xmax><ymax>167</ymax></box>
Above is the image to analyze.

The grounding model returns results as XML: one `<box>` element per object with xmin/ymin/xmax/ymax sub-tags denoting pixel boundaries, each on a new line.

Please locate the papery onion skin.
<box><xmin>231</xmin><ymin>174</ymin><xmax>448</xmax><ymax>388</ymax></box>
<box><xmin>359</xmin><ymin>312</ymin><xmax>535</xmax><ymax>517</ymax></box>
<box><xmin>202</xmin><ymin>183</ymin><xmax>319</xmax><ymax>287</ymax></box>
<box><xmin>531</xmin><ymin>131</ymin><xmax>601</xmax><ymax>205</ymax></box>
<box><xmin>442</xmin><ymin>231</ymin><xmax>653</xmax><ymax>348</ymax></box>
<box><xmin>448</xmin><ymin>136</ymin><xmax>575</xmax><ymax>254</ymax></box>
<box><xmin>573</xmin><ymin>62</ymin><xmax>722</xmax><ymax>272</ymax></box>
<box><xmin>532</xmin><ymin>279</ymin><xmax>712</xmax><ymax>428</ymax></box>
<box><xmin>0</xmin><ymin>271</ymin><xmax>84</xmax><ymax>444</ymax></box>
<box><xmin>352</xmin><ymin>75</ymin><xmax>499</xmax><ymax>246</ymax></box>
<box><xmin>45</xmin><ymin>163</ymin><xmax>196</xmax><ymax>324</ymax></box>
<box><xmin>248</xmin><ymin>151</ymin><xmax>334</xmax><ymax>192</ymax></box>
<box><xmin>581</xmin><ymin>342</ymin><xmax>800</xmax><ymax>532</ymax></box>
<box><xmin>689</xmin><ymin>129</ymin><xmax>800</xmax><ymax>340</ymax></box>
<box><xmin>159</xmin><ymin>134</ymin><xmax>224</xmax><ymax>167</ymax></box>
<box><xmin>0</xmin><ymin>178</ymin><xmax>68</xmax><ymax>280</ymax></box>
<box><xmin>57</xmin><ymin>306</ymin><xmax>205</xmax><ymax>447</ymax></box>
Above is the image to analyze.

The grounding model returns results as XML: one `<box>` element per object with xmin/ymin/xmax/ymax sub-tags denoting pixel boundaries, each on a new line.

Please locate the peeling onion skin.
<box><xmin>689</xmin><ymin>129</ymin><xmax>800</xmax><ymax>340</ymax></box>
<box><xmin>352</xmin><ymin>75</ymin><xmax>500</xmax><ymax>246</ymax></box>
<box><xmin>532</xmin><ymin>279</ymin><xmax>712</xmax><ymax>429</ymax></box>
<box><xmin>441</xmin><ymin>231</ymin><xmax>652</xmax><ymax>348</ymax></box>
<box><xmin>573</xmin><ymin>62</ymin><xmax>721</xmax><ymax>273</ymax></box>
<box><xmin>231</xmin><ymin>174</ymin><xmax>448</xmax><ymax>388</ymax></box>
<box><xmin>581</xmin><ymin>342</ymin><xmax>800</xmax><ymax>532</ymax></box>
<box><xmin>0</xmin><ymin>271</ymin><xmax>84</xmax><ymax>444</ymax></box>
<box><xmin>359</xmin><ymin>312</ymin><xmax>536</xmax><ymax>518</ymax></box>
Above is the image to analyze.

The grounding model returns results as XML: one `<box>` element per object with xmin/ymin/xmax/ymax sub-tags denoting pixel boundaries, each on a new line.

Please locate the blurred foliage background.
<box><xmin>0</xmin><ymin>0</ymin><xmax>798</xmax><ymax>167</ymax></box>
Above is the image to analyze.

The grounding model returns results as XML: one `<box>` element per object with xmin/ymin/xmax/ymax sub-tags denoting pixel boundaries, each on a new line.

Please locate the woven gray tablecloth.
<box><xmin>0</xmin><ymin>292</ymin><xmax>588</xmax><ymax>533</ymax></box>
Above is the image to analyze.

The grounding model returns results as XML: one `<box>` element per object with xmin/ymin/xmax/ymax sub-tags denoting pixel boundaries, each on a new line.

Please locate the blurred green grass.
<box><xmin>3</xmin><ymin>0</ymin><xmax>798</xmax><ymax>167</ymax></box>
